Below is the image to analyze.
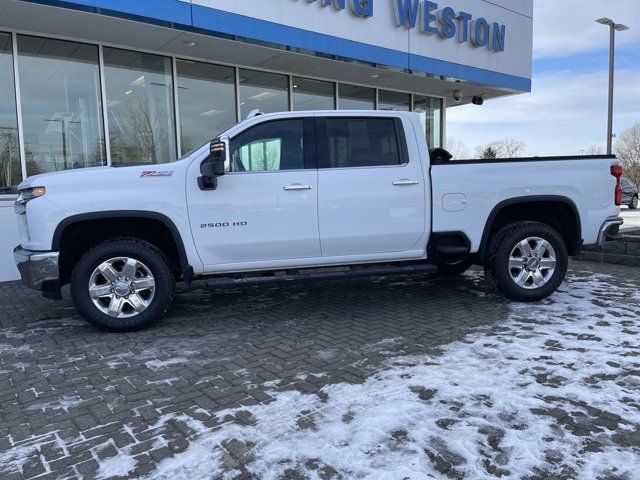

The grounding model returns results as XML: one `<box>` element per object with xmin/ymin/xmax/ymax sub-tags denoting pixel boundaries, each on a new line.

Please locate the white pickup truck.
<box><xmin>13</xmin><ymin>111</ymin><xmax>623</xmax><ymax>331</ymax></box>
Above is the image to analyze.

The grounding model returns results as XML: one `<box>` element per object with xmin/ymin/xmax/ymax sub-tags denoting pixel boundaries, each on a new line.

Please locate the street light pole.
<box><xmin>596</xmin><ymin>18</ymin><xmax>629</xmax><ymax>155</ymax></box>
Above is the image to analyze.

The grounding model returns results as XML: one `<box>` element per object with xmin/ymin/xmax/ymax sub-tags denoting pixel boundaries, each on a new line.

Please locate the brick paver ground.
<box><xmin>0</xmin><ymin>261</ymin><xmax>639</xmax><ymax>479</ymax></box>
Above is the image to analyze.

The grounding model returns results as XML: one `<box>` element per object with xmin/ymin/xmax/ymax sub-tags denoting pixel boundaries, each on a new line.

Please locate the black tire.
<box><xmin>483</xmin><ymin>222</ymin><xmax>568</xmax><ymax>302</ymax></box>
<box><xmin>629</xmin><ymin>195</ymin><xmax>638</xmax><ymax>210</ymax></box>
<box><xmin>70</xmin><ymin>238</ymin><xmax>174</xmax><ymax>331</ymax></box>
<box><xmin>436</xmin><ymin>258</ymin><xmax>474</xmax><ymax>275</ymax></box>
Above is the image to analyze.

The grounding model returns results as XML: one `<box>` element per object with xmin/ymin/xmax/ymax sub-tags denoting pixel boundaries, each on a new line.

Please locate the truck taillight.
<box><xmin>611</xmin><ymin>165</ymin><xmax>623</xmax><ymax>206</ymax></box>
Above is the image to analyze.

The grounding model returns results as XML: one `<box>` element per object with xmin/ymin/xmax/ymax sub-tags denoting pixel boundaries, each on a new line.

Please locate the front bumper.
<box><xmin>13</xmin><ymin>246</ymin><xmax>60</xmax><ymax>296</ymax></box>
<box><xmin>597</xmin><ymin>216</ymin><xmax>624</xmax><ymax>244</ymax></box>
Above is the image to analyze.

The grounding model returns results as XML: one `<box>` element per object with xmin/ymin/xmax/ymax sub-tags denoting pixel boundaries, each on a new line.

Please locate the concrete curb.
<box><xmin>574</xmin><ymin>230</ymin><xmax>640</xmax><ymax>267</ymax></box>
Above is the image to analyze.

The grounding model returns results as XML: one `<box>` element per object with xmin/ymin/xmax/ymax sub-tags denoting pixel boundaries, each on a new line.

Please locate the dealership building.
<box><xmin>0</xmin><ymin>0</ymin><xmax>533</xmax><ymax>281</ymax></box>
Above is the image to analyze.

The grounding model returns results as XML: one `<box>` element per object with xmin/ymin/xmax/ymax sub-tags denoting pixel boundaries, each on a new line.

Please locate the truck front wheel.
<box><xmin>70</xmin><ymin>238</ymin><xmax>175</xmax><ymax>331</ymax></box>
<box><xmin>484</xmin><ymin>222</ymin><xmax>568</xmax><ymax>302</ymax></box>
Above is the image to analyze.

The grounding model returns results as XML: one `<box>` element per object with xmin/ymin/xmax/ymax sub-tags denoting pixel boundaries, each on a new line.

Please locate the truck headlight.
<box><xmin>15</xmin><ymin>186</ymin><xmax>46</xmax><ymax>207</ymax></box>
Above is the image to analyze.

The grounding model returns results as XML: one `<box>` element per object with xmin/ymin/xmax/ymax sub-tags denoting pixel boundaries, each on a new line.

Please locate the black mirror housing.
<box><xmin>430</xmin><ymin>147</ymin><xmax>453</xmax><ymax>164</ymax></box>
<box><xmin>199</xmin><ymin>138</ymin><xmax>228</xmax><ymax>190</ymax></box>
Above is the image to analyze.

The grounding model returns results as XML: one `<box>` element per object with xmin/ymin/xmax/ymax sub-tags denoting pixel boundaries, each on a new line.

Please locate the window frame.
<box><xmin>226</xmin><ymin>117</ymin><xmax>316</xmax><ymax>175</ymax></box>
<box><xmin>315</xmin><ymin>116</ymin><xmax>409</xmax><ymax>170</ymax></box>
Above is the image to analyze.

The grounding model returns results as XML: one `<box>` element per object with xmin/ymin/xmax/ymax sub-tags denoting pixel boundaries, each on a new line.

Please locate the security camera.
<box><xmin>452</xmin><ymin>90</ymin><xmax>463</xmax><ymax>103</ymax></box>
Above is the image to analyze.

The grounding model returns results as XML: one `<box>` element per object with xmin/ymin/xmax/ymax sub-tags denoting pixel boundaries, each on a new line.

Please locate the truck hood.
<box><xmin>17</xmin><ymin>162</ymin><xmax>187</xmax><ymax>191</ymax></box>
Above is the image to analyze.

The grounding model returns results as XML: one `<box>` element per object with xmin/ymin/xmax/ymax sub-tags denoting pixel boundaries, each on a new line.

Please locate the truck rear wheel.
<box><xmin>70</xmin><ymin>238</ymin><xmax>174</xmax><ymax>331</ymax></box>
<box><xmin>484</xmin><ymin>222</ymin><xmax>567</xmax><ymax>302</ymax></box>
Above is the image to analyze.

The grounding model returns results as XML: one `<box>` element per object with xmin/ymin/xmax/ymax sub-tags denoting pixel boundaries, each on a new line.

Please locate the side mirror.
<box><xmin>198</xmin><ymin>138</ymin><xmax>228</xmax><ymax>191</ymax></box>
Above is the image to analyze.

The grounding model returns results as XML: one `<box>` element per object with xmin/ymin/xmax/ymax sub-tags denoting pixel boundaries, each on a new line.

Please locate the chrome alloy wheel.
<box><xmin>508</xmin><ymin>237</ymin><xmax>556</xmax><ymax>290</ymax></box>
<box><xmin>88</xmin><ymin>257</ymin><xmax>156</xmax><ymax>318</ymax></box>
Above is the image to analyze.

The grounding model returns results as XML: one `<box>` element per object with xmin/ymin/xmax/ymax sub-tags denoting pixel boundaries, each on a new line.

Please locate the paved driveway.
<box><xmin>1</xmin><ymin>262</ymin><xmax>639</xmax><ymax>479</ymax></box>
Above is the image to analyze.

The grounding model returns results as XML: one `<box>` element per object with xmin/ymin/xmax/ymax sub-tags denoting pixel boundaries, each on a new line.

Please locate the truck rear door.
<box><xmin>316</xmin><ymin>115</ymin><xmax>427</xmax><ymax>257</ymax></box>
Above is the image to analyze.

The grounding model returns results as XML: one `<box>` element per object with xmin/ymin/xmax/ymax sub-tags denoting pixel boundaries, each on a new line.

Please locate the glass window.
<box><xmin>230</xmin><ymin>119</ymin><xmax>304</xmax><ymax>172</ymax></box>
<box><xmin>378</xmin><ymin>90</ymin><xmax>410</xmax><ymax>111</ymax></box>
<box><xmin>413</xmin><ymin>95</ymin><xmax>442</xmax><ymax>149</ymax></box>
<box><xmin>338</xmin><ymin>84</ymin><xmax>375</xmax><ymax>110</ymax></box>
<box><xmin>239</xmin><ymin>69</ymin><xmax>288</xmax><ymax>119</ymax></box>
<box><xmin>103</xmin><ymin>47</ymin><xmax>176</xmax><ymax>165</ymax></box>
<box><xmin>176</xmin><ymin>60</ymin><xmax>236</xmax><ymax>155</ymax></box>
<box><xmin>321</xmin><ymin>118</ymin><xmax>401</xmax><ymax>168</ymax></box>
<box><xmin>17</xmin><ymin>35</ymin><xmax>105</xmax><ymax>177</ymax></box>
<box><xmin>292</xmin><ymin>77</ymin><xmax>334</xmax><ymax>111</ymax></box>
<box><xmin>0</xmin><ymin>34</ymin><xmax>20</xmax><ymax>194</ymax></box>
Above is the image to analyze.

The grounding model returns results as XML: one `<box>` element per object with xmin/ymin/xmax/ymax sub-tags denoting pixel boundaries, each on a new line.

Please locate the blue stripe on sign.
<box><xmin>409</xmin><ymin>55</ymin><xmax>532</xmax><ymax>92</ymax></box>
<box><xmin>192</xmin><ymin>6</ymin><xmax>531</xmax><ymax>92</ymax></box>
<box><xmin>18</xmin><ymin>0</ymin><xmax>193</xmax><ymax>29</ymax></box>
<box><xmin>17</xmin><ymin>0</ymin><xmax>532</xmax><ymax>92</ymax></box>
<box><xmin>190</xmin><ymin>5</ymin><xmax>409</xmax><ymax>71</ymax></box>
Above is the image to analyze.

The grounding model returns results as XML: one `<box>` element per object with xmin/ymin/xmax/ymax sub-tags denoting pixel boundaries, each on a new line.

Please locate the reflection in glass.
<box><xmin>413</xmin><ymin>95</ymin><xmax>442</xmax><ymax>149</ymax></box>
<box><xmin>338</xmin><ymin>84</ymin><xmax>375</xmax><ymax>110</ymax></box>
<box><xmin>176</xmin><ymin>60</ymin><xmax>236</xmax><ymax>154</ymax></box>
<box><xmin>239</xmin><ymin>69</ymin><xmax>288</xmax><ymax>119</ymax></box>
<box><xmin>17</xmin><ymin>35</ymin><xmax>105</xmax><ymax>177</ymax></box>
<box><xmin>104</xmin><ymin>47</ymin><xmax>176</xmax><ymax>165</ymax></box>
<box><xmin>0</xmin><ymin>34</ymin><xmax>20</xmax><ymax>194</ymax></box>
<box><xmin>378</xmin><ymin>90</ymin><xmax>410</xmax><ymax>111</ymax></box>
<box><xmin>292</xmin><ymin>77</ymin><xmax>334</xmax><ymax>111</ymax></box>
<box><xmin>230</xmin><ymin>120</ymin><xmax>304</xmax><ymax>172</ymax></box>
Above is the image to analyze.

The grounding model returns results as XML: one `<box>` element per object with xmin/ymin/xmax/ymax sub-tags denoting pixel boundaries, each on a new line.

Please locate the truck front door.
<box><xmin>187</xmin><ymin>118</ymin><xmax>321</xmax><ymax>269</ymax></box>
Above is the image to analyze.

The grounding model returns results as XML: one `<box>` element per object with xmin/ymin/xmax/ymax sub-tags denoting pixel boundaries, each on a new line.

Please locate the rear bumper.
<box><xmin>597</xmin><ymin>216</ymin><xmax>624</xmax><ymax>244</ymax></box>
<box><xmin>13</xmin><ymin>246</ymin><xmax>60</xmax><ymax>295</ymax></box>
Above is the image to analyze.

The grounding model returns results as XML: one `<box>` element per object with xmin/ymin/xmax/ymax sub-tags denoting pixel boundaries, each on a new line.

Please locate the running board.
<box><xmin>205</xmin><ymin>264</ymin><xmax>437</xmax><ymax>290</ymax></box>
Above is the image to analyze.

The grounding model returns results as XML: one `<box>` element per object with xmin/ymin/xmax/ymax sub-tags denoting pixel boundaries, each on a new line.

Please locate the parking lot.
<box><xmin>1</xmin><ymin>261</ymin><xmax>639</xmax><ymax>479</ymax></box>
<box><xmin>622</xmin><ymin>207</ymin><xmax>640</xmax><ymax>232</ymax></box>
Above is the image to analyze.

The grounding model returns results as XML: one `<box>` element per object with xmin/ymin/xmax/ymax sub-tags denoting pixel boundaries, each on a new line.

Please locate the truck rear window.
<box><xmin>320</xmin><ymin>118</ymin><xmax>402</xmax><ymax>169</ymax></box>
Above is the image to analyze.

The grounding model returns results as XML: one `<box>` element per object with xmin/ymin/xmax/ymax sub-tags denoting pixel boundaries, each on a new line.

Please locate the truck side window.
<box><xmin>229</xmin><ymin>119</ymin><xmax>304</xmax><ymax>172</ymax></box>
<box><xmin>320</xmin><ymin>118</ymin><xmax>403</xmax><ymax>168</ymax></box>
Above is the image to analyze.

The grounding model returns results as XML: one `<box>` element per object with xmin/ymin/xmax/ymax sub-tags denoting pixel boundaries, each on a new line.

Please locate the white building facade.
<box><xmin>0</xmin><ymin>0</ymin><xmax>532</xmax><ymax>281</ymax></box>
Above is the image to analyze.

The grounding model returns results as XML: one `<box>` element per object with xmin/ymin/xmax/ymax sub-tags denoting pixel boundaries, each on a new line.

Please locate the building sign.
<box><xmin>302</xmin><ymin>0</ymin><xmax>506</xmax><ymax>52</ymax></box>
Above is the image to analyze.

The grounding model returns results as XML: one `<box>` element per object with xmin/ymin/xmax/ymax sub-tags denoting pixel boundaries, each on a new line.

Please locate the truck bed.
<box><xmin>430</xmin><ymin>155</ymin><xmax>619</xmax><ymax>252</ymax></box>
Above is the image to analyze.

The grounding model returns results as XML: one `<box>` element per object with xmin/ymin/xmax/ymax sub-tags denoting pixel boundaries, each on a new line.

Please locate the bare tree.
<box><xmin>475</xmin><ymin>139</ymin><xmax>526</xmax><ymax>159</ymax></box>
<box><xmin>501</xmin><ymin>138</ymin><xmax>526</xmax><ymax>157</ymax></box>
<box><xmin>615</xmin><ymin>123</ymin><xmax>640</xmax><ymax>187</ymax></box>
<box><xmin>445</xmin><ymin>137</ymin><xmax>471</xmax><ymax>160</ymax></box>
<box><xmin>584</xmin><ymin>145</ymin><xmax>605</xmax><ymax>156</ymax></box>
<box><xmin>0</xmin><ymin>130</ymin><xmax>20</xmax><ymax>193</ymax></box>
<box><xmin>110</xmin><ymin>96</ymin><xmax>171</xmax><ymax>164</ymax></box>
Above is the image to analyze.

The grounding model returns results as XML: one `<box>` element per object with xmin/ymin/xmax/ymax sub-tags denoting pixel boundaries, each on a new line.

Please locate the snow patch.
<box><xmin>145</xmin><ymin>358</ymin><xmax>189</xmax><ymax>371</ymax></box>
<box><xmin>96</xmin><ymin>452</ymin><xmax>136</xmax><ymax>479</ymax></box>
<box><xmin>135</xmin><ymin>276</ymin><xmax>640</xmax><ymax>479</ymax></box>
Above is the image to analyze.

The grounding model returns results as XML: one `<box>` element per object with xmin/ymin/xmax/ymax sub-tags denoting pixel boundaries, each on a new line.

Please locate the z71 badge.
<box><xmin>140</xmin><ymin>170</ymin><xmax>174</xmax><ymax>177</ymax></box>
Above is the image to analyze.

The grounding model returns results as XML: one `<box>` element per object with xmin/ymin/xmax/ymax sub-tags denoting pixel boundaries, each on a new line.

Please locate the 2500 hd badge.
<box><xmin>200</xmin><ymin>221</ymin><xmax>248</xmax><ymax>229</ymax></box>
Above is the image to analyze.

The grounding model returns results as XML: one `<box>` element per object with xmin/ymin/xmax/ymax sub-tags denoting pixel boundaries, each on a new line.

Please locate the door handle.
<box><xmin>393</xmin><ymin>179</ymin><xmax>420</xmax><ymax>186</ymax></box>
<box><xmin>283</xmin><ymin>184</ymin><xmax>313</xmax><ymax>191</ymax></box>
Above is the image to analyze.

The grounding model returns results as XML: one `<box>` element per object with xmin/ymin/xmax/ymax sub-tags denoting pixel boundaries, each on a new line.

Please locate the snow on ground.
<box><xmin>2</xmin><ymin>272</ymin><xmax>639</xmax><ymax>479</ymax></box>
<box><xmin>140</xmin><ymin>272</ymin><xmax>640</xmax><ymax>479</ymax></box>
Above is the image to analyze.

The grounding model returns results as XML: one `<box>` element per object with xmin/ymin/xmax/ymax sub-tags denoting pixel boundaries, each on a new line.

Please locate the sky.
<box><xmin>446</xmin><ymin>0</ymin><xmax>640</xmax><ymax>157</ymax></box>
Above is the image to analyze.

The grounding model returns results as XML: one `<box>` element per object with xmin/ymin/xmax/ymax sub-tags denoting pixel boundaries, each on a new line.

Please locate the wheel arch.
<box><xmin>53</xmin><ymin>211</ymin><xmax>193</xmax><ymax>286</ymax></box>
<box><xmin>478</xmin><ymin>196</ymin><xmax>582</xmax><ymax>264</ymax></box>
